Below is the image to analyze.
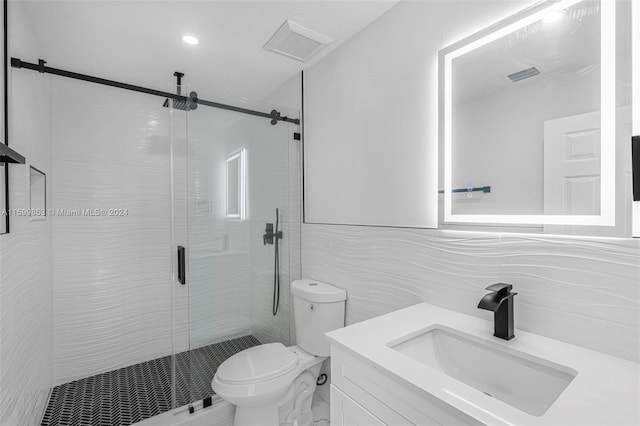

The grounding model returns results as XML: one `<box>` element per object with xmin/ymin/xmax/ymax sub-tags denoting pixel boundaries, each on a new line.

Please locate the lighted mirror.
<box><xmin>225</xmin><ymin>149</ymin><xmax>246</xmax><ymax>219</ymax></box>
<box><xmin>440</xmin><ymin>0</ymin><xmax>632</xmax><ymax>228</ymax></box>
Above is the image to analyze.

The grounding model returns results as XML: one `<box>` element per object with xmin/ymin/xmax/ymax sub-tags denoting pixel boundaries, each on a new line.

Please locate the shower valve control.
<box><xmin>263</xmin><ymin>223</ymin><xmax>283</xmax><ymax>245</ymax></box>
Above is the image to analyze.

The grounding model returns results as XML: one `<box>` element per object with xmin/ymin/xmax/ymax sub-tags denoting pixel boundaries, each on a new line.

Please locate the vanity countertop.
<box><xmin>325</xmin><ymin>303</ymin><xmax>640</xmax><ymax>426</ymax></box>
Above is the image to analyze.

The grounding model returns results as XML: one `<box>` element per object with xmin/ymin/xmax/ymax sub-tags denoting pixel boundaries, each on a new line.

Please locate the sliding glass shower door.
<box><xmin>171</xmin><ymin>89</ymin><xmax>301</xmax><ymax>408</ymax></box>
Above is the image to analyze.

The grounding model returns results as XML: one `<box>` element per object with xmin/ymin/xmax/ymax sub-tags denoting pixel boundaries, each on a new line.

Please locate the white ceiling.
<box><xmin>452</xmin><ymin>0</ymin><xmax>600</xmax><ymax>105</ymax></box>
<box><xmin>19</xmin><ymin>0</ymin><xmax>398</xmax><ymax>104</ymax></box>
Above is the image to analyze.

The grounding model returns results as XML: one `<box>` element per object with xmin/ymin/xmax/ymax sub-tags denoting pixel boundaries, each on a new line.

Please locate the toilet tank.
<box><xmin>291</xmin><ymin>279</ymin><xmax>346</xmax><ymax>357</ymax></box>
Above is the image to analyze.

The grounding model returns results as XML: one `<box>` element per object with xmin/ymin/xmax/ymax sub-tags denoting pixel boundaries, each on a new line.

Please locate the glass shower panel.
<box><xmin>184</xmin><ymin>91</ymin><xmax>301</xmax><ymax>405</ymax></box>
<box><xmin>47</xmin><ymin>77</ymin><xmax>180</xmax><ymax>423</ymax></box>
<box><xmin>169</xmin><ymin>89</ymin><xmax>190</xmax><ymax>410</ymax></box>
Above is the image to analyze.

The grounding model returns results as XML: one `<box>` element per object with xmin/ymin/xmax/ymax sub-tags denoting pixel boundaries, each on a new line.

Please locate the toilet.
<box><xmin>211</xmin><ymin>279</ymin><xmax>347</xmax><ymax>426</ymax></box>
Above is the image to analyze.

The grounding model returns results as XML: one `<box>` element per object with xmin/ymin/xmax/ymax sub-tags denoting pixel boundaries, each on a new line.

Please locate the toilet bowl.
<box><xmin>212</xmin><ymin>343</ymin><xmax>324</xmax><ymax>426</ymax></box>
<box><xmin>212</xmin><ymin>279</ymin><xmax>347</xmax><ymax>426</ymax></box>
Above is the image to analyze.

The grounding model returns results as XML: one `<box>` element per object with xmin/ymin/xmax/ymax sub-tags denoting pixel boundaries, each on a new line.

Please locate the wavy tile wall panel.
<box><xmin>0</xmin><ymin>3</ymin><xmax>53</xmax><ymax>424</ymax></box>
<box><xmin>51</xmin><ymin>79</ymin><xmax>175</xmax><ymax>384</ymax></box>
<box><xmin>172</xmin><ymin>128</ymin><xmax>190</xmax><ymax>356</ymax></box>
<box><xmin>499</xmin><ymin>235</ymin><xmax>640</xmax><ymax>362</ymax></box>
<box><xmin>250</xmin><ymin>219</ymin><xmax>292</xmax><ymax>345</ymax></box>
<box><xmin>302</xmin><ymin>224</ymin><xmax>640</xmax><ymax>362</ymax></box>
<box><xmin>186</xmin><ymin>113</ymin><xmax>265</xmax><ymax>351</ymax></box>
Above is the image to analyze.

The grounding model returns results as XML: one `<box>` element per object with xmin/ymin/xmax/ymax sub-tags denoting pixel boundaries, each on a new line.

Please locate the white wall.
<box><xmin>303</xmin><ymin>0</ymin><xmax>640</xmax><ymax>363</ymax></box>
<box><xmin>0</xmin><ymin>2</ymin><xmax>53</xmax><ymax>424</ymax></box>
<box><xmin>304</xmin><ymin>0</ymin><xmax>536</xmax><ymax>228</ymax></box>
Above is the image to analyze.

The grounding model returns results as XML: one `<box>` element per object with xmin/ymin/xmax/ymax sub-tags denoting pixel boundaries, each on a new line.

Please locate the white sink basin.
<box><xmin>388</xmin><ymin>325</ymin><xmax>577</xmax><ymax>416</ymax></box>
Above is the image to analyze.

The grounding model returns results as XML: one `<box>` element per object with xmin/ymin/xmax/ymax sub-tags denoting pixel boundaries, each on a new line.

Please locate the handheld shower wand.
<box><xmin>263</xmin><ymin>208</ymin><xmax>283</xmax><ymax>315</ymax></box>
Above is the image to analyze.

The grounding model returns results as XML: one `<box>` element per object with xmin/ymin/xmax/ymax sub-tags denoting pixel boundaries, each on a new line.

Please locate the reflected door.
<box><xmin>544</xmin><ymin>111</ymin><xmax>601</xmax><ymax>215</ymax></box>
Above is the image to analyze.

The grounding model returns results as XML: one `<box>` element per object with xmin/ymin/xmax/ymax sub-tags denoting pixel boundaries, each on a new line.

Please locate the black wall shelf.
<box><xmin>0</xmin><ymin>142</ymin><xmax>25</xmax><ymax>164</ymax></box>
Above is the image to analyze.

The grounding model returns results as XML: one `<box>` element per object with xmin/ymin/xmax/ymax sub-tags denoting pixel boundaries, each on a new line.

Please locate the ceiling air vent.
<box><xmin>264</xmin><ymin>20</ymin><xmax>332</xmax><ymax>62</ymax></box>
<box><xmin>507</xmin><ymin>66</ymin><xmax>540</xmax><ymax>82</ymax></box>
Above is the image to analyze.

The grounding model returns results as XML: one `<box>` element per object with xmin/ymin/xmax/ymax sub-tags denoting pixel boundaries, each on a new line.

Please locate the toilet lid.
<box><xmin>216</xmin><ymin>343</ymin><xmax>298</xmax><ymax>385</ymax></box>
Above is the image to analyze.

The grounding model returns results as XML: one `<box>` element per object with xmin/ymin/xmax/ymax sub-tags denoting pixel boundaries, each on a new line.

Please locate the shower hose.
<box><xmin>272</xmin><ymin>208</ymin><xmax>281</xmax><ymax>316</ymax></box>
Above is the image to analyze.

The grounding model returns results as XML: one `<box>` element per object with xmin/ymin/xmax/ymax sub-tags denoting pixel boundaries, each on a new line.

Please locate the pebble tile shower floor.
<box><xmin>41</xmin><ymin>335</ymin><xmax>261</xmax><ymax>426</ymax></box>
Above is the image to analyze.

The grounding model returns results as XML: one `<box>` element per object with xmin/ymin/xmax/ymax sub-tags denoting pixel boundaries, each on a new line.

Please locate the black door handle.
<box><xmin>177</xmin><ymin>246</ymin><xmax>186</xmax><ymax>285</ymax></box>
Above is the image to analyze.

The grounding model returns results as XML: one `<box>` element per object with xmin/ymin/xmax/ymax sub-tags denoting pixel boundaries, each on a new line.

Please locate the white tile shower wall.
<box><xmin>51</xmin><ymin>79</ymin><xmax>174</xmax><ymax>384</ymax></box>
<box><xmin>0</xmin><ymin>2</ymin><xmax>53</xmax><ymax>424</ymax></box>
<box><xmin>255</xmin><ymin>74</ymin><xmax>303</xmax><ymax>346</ymax></box>
<box><xmin>172</xmin><ymin>112</ymin><xmax>190</xmax><ymax>355</ymax></box>
<box><xmin>50</xmin><ymin>74</ymin><xmax>303</xmax><ymax>385</ymax></box>
<box><xmin>184</xmin><ymin>110</ymin><xmax>253</xmax><ymax>350</ymax></box>
<box><xmin>247</xmin><ymin>117</ymin><xmax>293</xmax><ymax>345</ymax></box>
<box><xmin>170</xmin><ymin>88</ymin><xmax>302</xmax><ymax>352</ymax></box>
<box><xmin>302</xmin><ymin>224</ymin><xmax>640</xmax><ymax>362</ymax></box>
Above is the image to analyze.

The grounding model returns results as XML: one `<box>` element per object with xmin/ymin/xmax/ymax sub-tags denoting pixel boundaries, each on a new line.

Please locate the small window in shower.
<box><xmin>30</xmin><ymin>166</ymin><xmax>46</xmax><ymax>221</ymax></box>
<box><xmin>225</xmin><ymin>149</ymin><xmax>246</xmax><ymax>219</ymax></box>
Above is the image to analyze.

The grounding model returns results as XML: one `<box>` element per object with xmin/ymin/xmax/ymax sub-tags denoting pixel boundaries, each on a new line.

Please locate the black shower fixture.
<box><xmin>10</xmin><ymin>57</ymin><xmax>300</xmax><ymax>125</ymax></box>
<box><xmin>269</xmin><ymin>109</ymin><xmax>292</xmax><ymax>126</ymax></box>
<box><xmin>162</xmin><ymin>72</ymin><xmax>198</xmax><ymax>111</ymax></box>
<box><xmin>270</xmin><ymin>109</ymin><xmax>281</xmax><ymax>125</ymax></box>
<box><xmin>264</xmin><ymin>208</ymin><xmax>283</xmax><ymax>316</ymax></box>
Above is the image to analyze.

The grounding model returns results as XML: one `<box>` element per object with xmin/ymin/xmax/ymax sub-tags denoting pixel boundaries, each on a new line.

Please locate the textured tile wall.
<box><xmin>180</xmin><ymin>103</ymin><xmax>301</xmax><ymax>350</ymax></box>
<box><xmin>248</xmin><ymin>117</ymin><xmax>298</xmax><ymax>346</ymax></box>
<box><xmin>184</xmin><ymin>110</ymin><xmax>253</xmax><ymax>351</ymax></box>
<box><xmin>0</xmin><ymin>2</ymin><xmax>53</xmax><ymax>424</ymax></box>
<box><xmin>260</xmin><ymin>74</ymin><xmax>303</xmax><ymax>346</ymax></box>
<box><xmin>302</xmin><ymin>224</ymin><xmax>640</xmax><ymax>363</ymax></box>
<box><xmin>51</xmin><ymin>80</ymin><xmax>175</xmax><ymax>384</ymax></box>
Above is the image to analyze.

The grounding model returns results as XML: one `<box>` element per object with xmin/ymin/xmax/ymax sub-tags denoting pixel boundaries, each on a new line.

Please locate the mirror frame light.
<box><xmin>441</xmin><ymin>0</ymin><xmax>616</xmax><ymax>226</ymax></box>
<box><xmin>225</xmin><ymin>149</ymin><xmax>246</xmax><ymax>220</ymax></box>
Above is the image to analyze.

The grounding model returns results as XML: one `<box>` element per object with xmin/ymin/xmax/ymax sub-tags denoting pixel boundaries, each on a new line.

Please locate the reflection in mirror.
<box><xmin>442</xmin><ymin>0</ymin><xmax>631</xmax><ymax>228</ymax></box>
<box><xmin>225</xmin><ymin>149</ymin><xmax>246</xmax><ymax>219</ymax></box>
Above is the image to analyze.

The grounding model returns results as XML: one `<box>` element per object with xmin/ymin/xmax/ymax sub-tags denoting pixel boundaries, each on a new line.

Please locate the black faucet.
<box><xmin>478</xmin><ymin>283</ymin><xmax>517</xmax><ymax>340</ymax></box>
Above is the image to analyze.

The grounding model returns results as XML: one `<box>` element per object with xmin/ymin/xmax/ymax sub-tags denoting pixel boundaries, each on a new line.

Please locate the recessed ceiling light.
<box><xmin>182</xmin><ymin>35</ymin><xmax>199</xmax><ymax>45</ymax></box>
<box><xmin>543</xmin><ymin>10</ymin><xmax>565</xmax><ymax>24</ymax></box>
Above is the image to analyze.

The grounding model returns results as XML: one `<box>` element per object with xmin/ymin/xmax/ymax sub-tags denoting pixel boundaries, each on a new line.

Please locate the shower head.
<box><xmin>162</xmin><ymin>95</ymin><xmax>198</xmax><ymax>111</ymax></box>
<box><xmin>162</xmin><ymin>71</ymin><xmax>198</xmax><ymax>111</ymax></box>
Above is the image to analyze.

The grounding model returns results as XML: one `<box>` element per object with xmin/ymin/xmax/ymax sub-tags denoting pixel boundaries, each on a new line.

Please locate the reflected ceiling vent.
<box><xmin>507</xmin><ymin>66</ymin><xmax>540</xmax><ymax>82</ymax></box>
<box><xmin>264</xmin><ymin>20</ymin><xmax>332</xmax><ymax>62</ymax></box>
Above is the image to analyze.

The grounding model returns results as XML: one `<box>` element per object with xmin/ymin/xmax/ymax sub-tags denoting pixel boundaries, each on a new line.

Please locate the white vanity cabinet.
<box><xmin>326</xmin><ymin>303</ymin><xmax>640</xmax><ymax>426</ymax></box>
<box><xmin>329</xmin><ymin>346</ymin><xmax>482</xmax><ymax>426</ymax></box>
<box><xmin>330</xmin><ymin>387</ymin><xmax>385</xmax><ymax>426</ymax></box>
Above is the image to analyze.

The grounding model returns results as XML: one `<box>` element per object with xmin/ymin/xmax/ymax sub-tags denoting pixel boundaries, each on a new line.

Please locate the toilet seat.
<box><xmin>212</xmin><ymin>344</ymin><xmax>326</xmax><ymax>409</ymax></box>
<box><xmin>216</xmin><ymin>343</ymin><xmax>297</xmax><ymax>385</ymax></box>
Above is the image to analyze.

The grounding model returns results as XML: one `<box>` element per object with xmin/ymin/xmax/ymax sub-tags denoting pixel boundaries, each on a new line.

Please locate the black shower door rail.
<box><xmin>10</xmin><ymin>57</ymin><xmax>300</xmax><ymax>126</ymax></box>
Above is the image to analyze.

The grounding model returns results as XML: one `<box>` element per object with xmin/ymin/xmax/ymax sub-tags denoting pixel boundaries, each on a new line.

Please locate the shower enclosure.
<box><xmin>36</xmin><ymin>70</ymin><xmax>301</xmax><ymax>425</ymax></box>
<box><xmin>171</xmin><ymin>86</ymin><xmax>302</xmax><ymax>412</ymax></box>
